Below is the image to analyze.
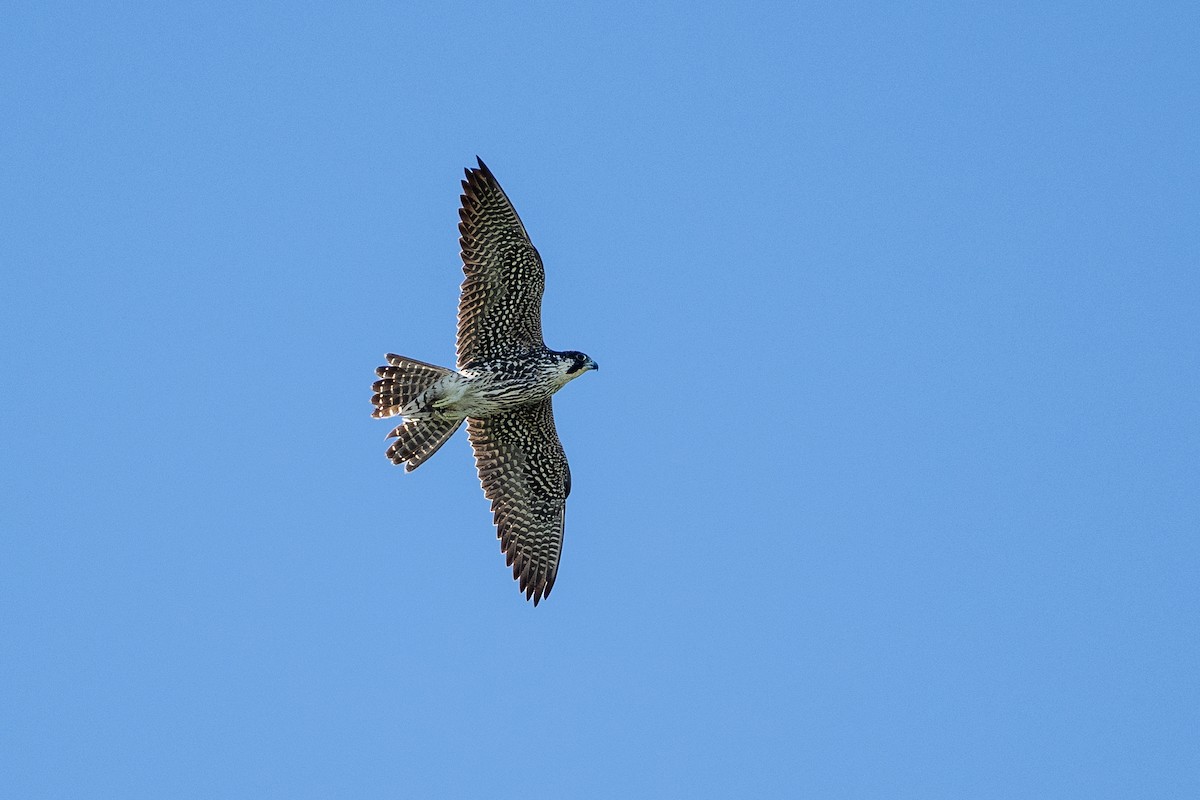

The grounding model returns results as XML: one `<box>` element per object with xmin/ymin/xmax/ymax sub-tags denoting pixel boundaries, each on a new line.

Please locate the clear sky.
<box><xmin>2</xmin><ymin>2</ymin><xmax>1198</xmax><ymax>797</ymax></box>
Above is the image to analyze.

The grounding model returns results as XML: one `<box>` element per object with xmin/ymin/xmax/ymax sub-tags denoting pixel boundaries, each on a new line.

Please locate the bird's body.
<box><xmin>371</xmin><ymin>159</ymin><xmax>596</xmax><ymax>605</ymax></box>
<box><xmin>396</xmin><ymin>351</ymin><xmax>594</xmax><ymax>424</ymax></box>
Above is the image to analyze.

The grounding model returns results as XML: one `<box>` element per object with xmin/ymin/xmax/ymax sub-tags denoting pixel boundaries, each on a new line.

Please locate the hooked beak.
<box><xmin>588</xmin><ymin>359</ymin><xmax>599</xmax><ymax>371</ymax></box>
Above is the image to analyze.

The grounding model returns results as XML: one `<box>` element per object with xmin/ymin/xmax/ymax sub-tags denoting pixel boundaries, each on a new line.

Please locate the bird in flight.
<box><xmin>371</xmin><ymin>159</ymin><xmax>597</xmax><ymax>605</ymax></box>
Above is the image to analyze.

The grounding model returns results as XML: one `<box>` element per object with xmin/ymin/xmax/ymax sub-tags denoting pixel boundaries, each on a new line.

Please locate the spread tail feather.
<box><xmin>371</xmin><ymin>353</ymin><xmax>455</xmax><ymax>419</ymax></box>
<box><xmin>386</xmin><ymin>417</ymin><xmax>464</xmax><ymax>472</ymax></box>
<box><xmin>372</xmin><ymin>354</ymin><xmax>462</xmax><ymax>471</ymax></box>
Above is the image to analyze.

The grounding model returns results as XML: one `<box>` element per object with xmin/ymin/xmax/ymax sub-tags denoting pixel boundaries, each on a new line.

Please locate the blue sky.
<box><xmin>2</xmin><ymin>2</ymin><xmax>1197</xmax><ymax>797</ymax></box>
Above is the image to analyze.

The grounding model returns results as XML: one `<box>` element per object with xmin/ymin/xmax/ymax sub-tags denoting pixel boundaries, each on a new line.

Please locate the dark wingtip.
<box><xmin>473</xmin><ymin>157</ymin><xmax>496</xmax><ymax>182</ymax></box>
<box><xmin>464</xmin><ymin>157</ymin><xmax>492</xmax><ymax>190</ymax></box>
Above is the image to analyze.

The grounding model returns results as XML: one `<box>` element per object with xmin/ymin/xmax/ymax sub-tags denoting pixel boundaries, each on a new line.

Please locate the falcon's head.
<box><xmin>557</xmin><ymin>350</ymin><xmax>599</xmax><ymax>382</ymax></box>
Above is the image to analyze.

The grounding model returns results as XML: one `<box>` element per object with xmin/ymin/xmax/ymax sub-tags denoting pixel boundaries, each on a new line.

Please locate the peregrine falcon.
<box><xmin>371</xmin><ymin>159</ymin><xmax>597</xmax><ymax>605</ymax></box>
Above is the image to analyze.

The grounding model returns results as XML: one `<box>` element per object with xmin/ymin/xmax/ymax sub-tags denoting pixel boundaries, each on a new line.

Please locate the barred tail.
<box><xmin>385</xmin><ymin>417</ymin><xmax>464</xmax><ymax>472</ymax></box>
<box><xmin>372</xmin><ymin>354</ymin><xmax>462</xmax><ymax>471</ymax></box>
<box><xmin>371</xmin><ymin>353</ymin><xmax>455</xmax><ymax>419</ymax></box>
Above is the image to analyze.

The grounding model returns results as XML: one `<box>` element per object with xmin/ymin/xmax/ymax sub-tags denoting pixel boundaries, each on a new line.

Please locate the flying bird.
<box><xmin>371</xmin><ymin>159</ymin><xmax>597</xmax><ymax>605</ymax></box>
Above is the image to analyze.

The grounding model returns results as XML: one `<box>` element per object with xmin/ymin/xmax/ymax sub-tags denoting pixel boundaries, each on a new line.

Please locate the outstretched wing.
<box><xmin>456</xmin><ymin>158</ymin><xmax>546</xmax><ymax>368</ymax></box>
<box><xmin>467</xmin><ymin>399</ymin><xmax>571</xmax><ymax>605</ymax></box>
